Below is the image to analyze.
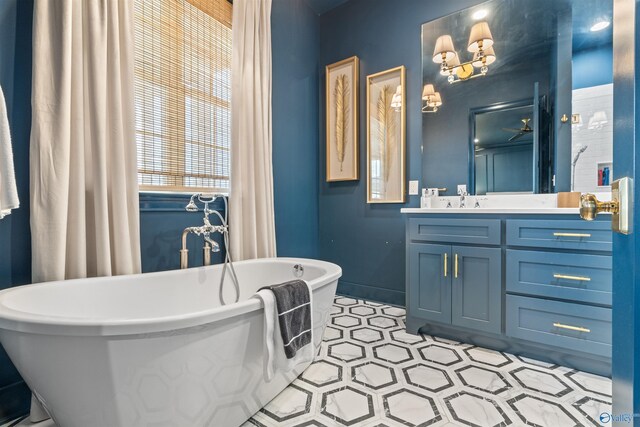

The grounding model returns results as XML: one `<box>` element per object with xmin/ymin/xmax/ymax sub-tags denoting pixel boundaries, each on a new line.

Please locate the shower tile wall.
<box><xmin>571</xmin><ymin>83</ymin><xmax>614</xmax><ymax>193</ymax></box>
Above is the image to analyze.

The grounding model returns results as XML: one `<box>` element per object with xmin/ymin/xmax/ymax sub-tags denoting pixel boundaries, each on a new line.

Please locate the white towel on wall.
<box><xmin>254</xmin><ymin>286</ymin><xmax>315</xmax><ymax>382</ymax></box>
<box><xmin>0</xmin><ymin>85</ymin><xmax>19</xmax><ymax>219</ymax></box>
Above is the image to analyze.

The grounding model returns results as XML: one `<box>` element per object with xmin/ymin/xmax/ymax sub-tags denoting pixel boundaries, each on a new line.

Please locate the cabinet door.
<box><xmin>451</xmin><ymin>246</ymin><xmax>502</xmax><ymax>334</ymax></box>
<box><xmin>408</xmin><ymin>243</ymin><xmax>451</xmax><ymax>324</ymax></box>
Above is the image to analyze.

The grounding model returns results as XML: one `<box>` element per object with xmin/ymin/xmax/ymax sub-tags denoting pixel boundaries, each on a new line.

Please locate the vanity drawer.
<box><xmin>408</xmin><ymin>218</ymin><xmax>501</xmax><ymax>245</ymax></box>
<box><xmin>506</xmin><ymin>219</ymin><xmax>612</xmax><ymax>252</ymax></box>
<box><xmin>506</xmin><ymin>250</ymin><xmax>612</xmax><ymax>305</ymax></box>
<box><xmin>506</xmin><ymin>295</ymin><xmax>611</xmax><ymax>358</ymax></box>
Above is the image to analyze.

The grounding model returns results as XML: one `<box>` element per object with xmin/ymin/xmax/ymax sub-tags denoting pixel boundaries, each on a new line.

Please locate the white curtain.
<box><xmin>30</xmin><ymin>0</ymin><xmax>141</xmax><ymax>283</ymax></box>
<box><xmin>230</xmin><ymin>0</ymin><xmax>277</xmax><ymax>261</ymax></box>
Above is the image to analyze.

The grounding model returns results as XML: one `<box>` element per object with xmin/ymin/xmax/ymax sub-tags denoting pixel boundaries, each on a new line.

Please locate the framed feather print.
<box><xmin>366</xmin><ymin>66</ymin><xmax>406</xmax><ymax>203</ymax></box>
<box><xmin>326</xmin><ymin>56</ymin><xmax>359</xmax><ymax>182</ymax></box>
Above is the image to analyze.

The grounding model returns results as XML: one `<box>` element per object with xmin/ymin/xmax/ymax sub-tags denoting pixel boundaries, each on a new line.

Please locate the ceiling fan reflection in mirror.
<box><xmin>502</xmin><ymin>118</ymin><xmax>532</xmax><ymax>142</ymax></box>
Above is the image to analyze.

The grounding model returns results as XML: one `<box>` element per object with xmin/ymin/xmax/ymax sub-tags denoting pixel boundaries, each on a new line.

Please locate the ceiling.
<box><xmin>572</xmin><ymin>0</ymin><xmax>613</xmax><ymax>52</ymax></box>
<box><xmin>305</xmin><ymin>0</ymin><xmax>349</xmax><ymax>15</ymax></box>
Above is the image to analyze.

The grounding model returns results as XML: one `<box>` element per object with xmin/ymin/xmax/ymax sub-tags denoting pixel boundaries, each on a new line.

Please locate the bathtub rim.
<box><xmin>0</xmin><ymin>257</ymin><xmax>341</xmax><ymax>337</ymax></box>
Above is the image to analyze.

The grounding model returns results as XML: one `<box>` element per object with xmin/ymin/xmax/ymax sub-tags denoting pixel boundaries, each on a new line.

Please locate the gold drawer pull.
<box><xmin>454</xmin><ymin>254</ymin><xmax>459</xmax><ymax>278</ymax></box>
<box><xmin>444</xmin><ymin>253</ymin><xmax>448</xmax><ymax>277</ymax></box>
<box><xmin>553</xmin><ymin>274</ymin><xmax>591</xmax><ymax>282</ymax></box>
<box><xmin>553</xmin><ymin>232</ymin><xmax>591</xmax><ymax>238</ymax></box>
<box><xmin>553</xmin><ymin>322</ymin><xmax>591</xmax><ymax>333</ymax></box>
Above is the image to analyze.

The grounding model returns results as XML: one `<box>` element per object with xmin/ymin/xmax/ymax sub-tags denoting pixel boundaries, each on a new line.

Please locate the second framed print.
<box><xmin>326</xmin><ymin>56</ymin><xmax>359</xmax><ymax>182</ymax></box>
<box><xmin>366</xmin><ymin>65</ymin><xmax>406</xmax><ymax>203</ymax></box>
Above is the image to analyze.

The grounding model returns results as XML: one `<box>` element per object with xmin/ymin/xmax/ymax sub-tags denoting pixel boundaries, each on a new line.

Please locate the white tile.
<box><xmin>566</xmin><ymin>370</ymin><xmax>612</xmax><ymax>398</ymax></box>
<box><xmin>403</xmin><ymin>364</ymin><xmax>454</xmax><ymax>393</ymax></box>
<box><xmin>321</xmin><ymin>386</ymin><xmax>375</xmax><ymax>425</ymax></box>
<box><xmin>349</xmin><ymin>306</ymin><xmax>377</xmax><ymax>317</ymax></box>
<box><xmin>510</xmin><ymin>367</ymin><xmax>571</xmax><ymax>397</ymax></box>
<box><xmin>300</xmin><ymin>360</ymin><xmax>342</xmax><ymax>388</ymax></box>
<box><xmin>509</xmin><ymin>394</ymin><xmax>580</xmax><ymax>427</ymax></box>
<box><xmin>260</xmin><ymin>385</ymin><xmax>311</xmax><ymax>421</ymax></box>
<box><xmin>352</xmin><ymin>362</ymin><xmax>397</xmax><ymax>390</ymax></box>
<box><xmin>389</xmin><ymin>329</ymin><xmax>428</xmax><ymax>345</ymax></box>
<box><xmin>367</xmin><ymin>316</ymin><xmax>398</xmax><ymax>329</ymax></box>
<box><xmin>328</xmin><ymin>341</ymin><xmax>366</xmax><ymax>362</ymax></box>
<box><xmin>384</xmin><ymin>389</ymin><xmax>440</xmax><ymax>426</ymax></box>
<box><xmin>419</xmin><ymin>344</ymin><xmax>463</xmax><ymax>366</ymax></box>
<box><xmin>456</xmin><ymin>365</ymin><xmax>510</xmax><ymax>394</ymax></box>
<box><xmin>373</xmin><ymin>343</ymin><xmax>412</xmax><ymax>364</ymax></box>
<box><xmin>447</xmin><ymin>392</ymin><xmax>509</xmax><ymax>426</ymax></box>
<box><xmin>351</xmin><ymin>327</ymin><xmax>384</xmax><ymax>344</ymax></box>
<box><xmin>381</xmin><ymin>306</ymin><xmax>406</xmax><ymax>318</ymax></box>
<box><xmin>464</xmin><ymin>347</ymin><xmax>512</xmax><ymax>367</ymax></box>
<box><xmin>332</xmin><ymin>315</ymin><xmax>362</xmax><ymax>328</ymax></box>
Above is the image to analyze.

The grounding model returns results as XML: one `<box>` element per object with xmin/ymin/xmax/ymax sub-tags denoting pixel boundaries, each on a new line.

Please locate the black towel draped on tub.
<box><xmin>258</xmin><ymin>280</ymin><xmax>311</xmax><ymax>359</ymax></box>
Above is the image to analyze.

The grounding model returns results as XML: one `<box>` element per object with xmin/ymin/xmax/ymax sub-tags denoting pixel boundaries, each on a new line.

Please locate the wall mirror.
<box><xmin>421</xmin><ymin>0</ymin><xmax>613</xmax><ymax>195</ymax></box>
<box><xmin>472</xmin><ymin>99</ymin><xmax>538</xmax><ymax>195</ymax></box>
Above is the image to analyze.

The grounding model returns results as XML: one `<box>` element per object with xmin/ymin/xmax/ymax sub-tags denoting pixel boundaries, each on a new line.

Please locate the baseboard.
<box><xmin>0</xmin><ymin>381</ymin><xmax>30</xmax><ymax>425</ymax></box>
<box><xmin>336</xmin><ymin>280</ymin><xmax>405</xmax><ymax>306</ymax></box>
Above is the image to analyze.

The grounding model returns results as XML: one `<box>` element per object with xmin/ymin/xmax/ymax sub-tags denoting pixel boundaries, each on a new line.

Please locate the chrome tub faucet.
<box><xmin>180</xmin><ymin>193</ymin><xmax>227</xmax><ymax>269</ymax></box>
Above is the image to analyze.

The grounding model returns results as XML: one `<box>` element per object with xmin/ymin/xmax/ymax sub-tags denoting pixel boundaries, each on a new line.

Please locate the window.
<box><xmin>133</xmin><ymin>0</ymin><xmax>232</xmax><ymax>193</ymax></box>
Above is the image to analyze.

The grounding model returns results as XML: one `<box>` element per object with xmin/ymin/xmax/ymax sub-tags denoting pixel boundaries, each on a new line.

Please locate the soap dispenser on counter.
<box><xmin>420</xmin><ymin>188</ymin><xmax>439</xmax><ymax>208</ymax></box>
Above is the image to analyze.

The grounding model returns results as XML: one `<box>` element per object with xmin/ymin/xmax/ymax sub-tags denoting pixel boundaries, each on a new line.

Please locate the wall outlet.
<box><xmin>409</xmin><ymin>180</ymin><xmax>419</xmax><ymax>195</ymax></box>
<box><xmin>457</xmin><ymin>184</ymin><xmax>467</xmax><ymax>195</ymax></box>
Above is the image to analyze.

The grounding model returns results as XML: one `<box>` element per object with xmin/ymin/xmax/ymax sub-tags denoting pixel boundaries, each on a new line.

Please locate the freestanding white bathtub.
<box><xmin>0</xmin><ymin>257</ymin><xmax>341</xmax><ymax>427</ymax></box>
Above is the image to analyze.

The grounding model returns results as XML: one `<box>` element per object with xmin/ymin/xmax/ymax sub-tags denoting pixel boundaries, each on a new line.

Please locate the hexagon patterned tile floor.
<box><xmin>245</xmin><ymin>296</ymin><xmax>612</xmax><ymax>427</ymax></box>
<box><xmin>3</xmin><ymin>296</ymin><xmax>612</xmax><ymax>427</ymax></box>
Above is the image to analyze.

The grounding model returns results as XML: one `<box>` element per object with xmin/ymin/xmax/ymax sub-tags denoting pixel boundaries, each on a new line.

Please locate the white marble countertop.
<box><xmin>400</xmin><ymin>207</ymin><xmax>582</xmax><ymax>214</ymax></box>
<box><xmin>400</xmin><ymin>192</ymin><xmax>613</xmax><ymax>215</ymax></box>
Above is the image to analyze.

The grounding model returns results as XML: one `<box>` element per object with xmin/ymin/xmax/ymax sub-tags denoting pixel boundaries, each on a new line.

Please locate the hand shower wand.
<box><xmin>183</xmin><ymin>193</ymin><xmax>240</xmax><ymax>305</ymax></box>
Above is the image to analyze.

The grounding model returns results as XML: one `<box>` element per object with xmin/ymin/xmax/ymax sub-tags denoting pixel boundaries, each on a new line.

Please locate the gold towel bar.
<box><xmin>553</xmin><ymin>323</ymin><xmax>591</xmax><ymax>333</ymax></box>
<box><xmin>553</xmin><ymin>274</ymin><xmax>591</xmax><ymax>282</ymax></box>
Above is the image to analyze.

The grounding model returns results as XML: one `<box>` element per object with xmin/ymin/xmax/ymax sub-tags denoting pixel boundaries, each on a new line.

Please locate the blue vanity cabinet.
<box><xmin>504</xmin><ymin>218</ymin><xmax>612</xmax><ymax>360</ymax></box>
<box><xmin>405</xmin><ymin>214</ymin><xmax>613</xmax><ymax>375</ymax></box>
<box><xmin>505</xmin><ymin>250</ymin><xmax>612</xmax><ymax>305</ymax></box>
<box><xmin>506</xmin><ymin>295</ymin><xmax>612</xmax><ymax>358</ymax></box>
<box><xmin>506</xmin><ymin>219</ymin><xmax>612</xmax><ymax>252</ymax></box>
<box><xmin>451</xmin><ymin>246</ymin><xmax>502</xmax><ymax>333</ymax></box>
<box><xmin>407</xmin><ymin>218</ymin><xmax>502</xmax><ymax>334</ymax></box>
<box><xmin>408</xmin><ymin>243</ymin><xmax>451</xmax><ymax>324</ymax></box>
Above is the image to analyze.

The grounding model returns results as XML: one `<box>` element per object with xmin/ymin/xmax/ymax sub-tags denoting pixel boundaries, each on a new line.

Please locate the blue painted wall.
<box><xmin>318</xmin><ymin>0</ymin><xmax>484</xmax><ymax>305</ymax></box>
<box><xmin>572</xmin><ymin>45</ymin><xmax>614</xmax><ymax>89</ymax></box>
<box><xmin>271</xmin><ymin>0</ymin><xmax>320</xmax><ymax>258</ymax></box>
<box><xmin>139</xmin><ymin>194</ymin><xmax>226</xmax><ymax>272</ymax></box>
<box><xmin>0</xmin><ymin>0</ymin><xmax>34</xmax><ymax>421</ymax></box>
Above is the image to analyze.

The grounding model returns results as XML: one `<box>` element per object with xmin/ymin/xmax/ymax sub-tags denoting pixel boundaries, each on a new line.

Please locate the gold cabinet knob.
<box><xmin>579</xmin><ymin>193</ymin><xmax>619</xmax><ymax>221</ymax></box>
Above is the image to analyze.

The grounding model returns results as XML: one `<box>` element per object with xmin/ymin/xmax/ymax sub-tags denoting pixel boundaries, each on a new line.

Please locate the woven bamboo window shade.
<box><xmin>133</xmin><ymin>0</ymin><xmax>232</xmax><ymax>192</ymax></box>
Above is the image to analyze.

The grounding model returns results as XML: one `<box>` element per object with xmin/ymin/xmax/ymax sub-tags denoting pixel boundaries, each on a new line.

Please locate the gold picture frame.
<box><xmin>366</xmin><ymin>66</ymin><xmax>406</xmax><ymax>203</ymax></box>
<box><xmin>326</xmin><ymin>56</ymin><xmax>359</xmax><ymax>181</ymax></box>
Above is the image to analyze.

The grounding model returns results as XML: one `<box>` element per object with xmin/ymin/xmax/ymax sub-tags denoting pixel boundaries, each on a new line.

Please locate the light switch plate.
<box><xmin>409</xmin><ymin>180</ymin><xmax>419</xmax><ymax>195</ymax></box>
